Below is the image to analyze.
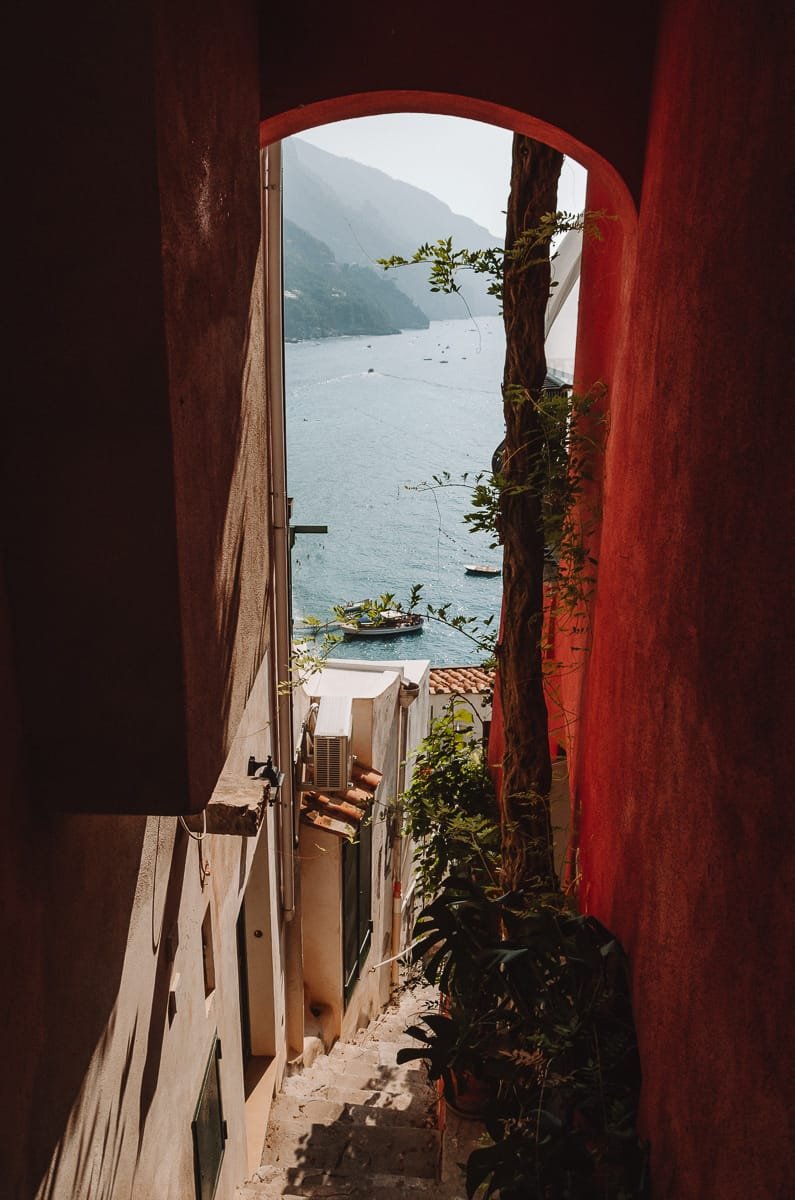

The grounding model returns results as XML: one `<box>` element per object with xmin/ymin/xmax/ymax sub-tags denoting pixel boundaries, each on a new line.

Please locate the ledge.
<box><xmin>183</xmin><ymin>775</ymin><xmax>271</xmax><ymax>837</ymax></box>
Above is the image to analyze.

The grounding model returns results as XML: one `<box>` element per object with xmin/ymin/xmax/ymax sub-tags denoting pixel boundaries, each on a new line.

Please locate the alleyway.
<box><xmin>238</xmin><ymin>980</ymin><xmax>481</xmax><ymax>1199</ymax></box>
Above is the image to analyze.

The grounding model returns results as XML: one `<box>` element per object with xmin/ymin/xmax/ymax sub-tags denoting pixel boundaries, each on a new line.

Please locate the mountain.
<box><xmin>283</xmin><ymin>220</ymin><xmax>428</xmax><ymax>341</ymax></box>
<box><xmin>283</xmin><ymin>138</ymin><xmax>503</xmax><ymax>325</ymax></box>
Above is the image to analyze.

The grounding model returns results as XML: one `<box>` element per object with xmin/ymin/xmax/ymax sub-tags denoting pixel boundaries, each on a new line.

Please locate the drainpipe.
<box><xmin>263</xmin><ymin>142</ymin><xmax>305</xmax><ymax>1060</ymax></box>
<box><xmin>262</xmin><ymin>141</ymin><xmax>295</xmax><ymax>917</ymax></box>
<box><xmin>390</xmin><ymin>679</ymin><xmax>419</xmax><ymax>989</ymax></box>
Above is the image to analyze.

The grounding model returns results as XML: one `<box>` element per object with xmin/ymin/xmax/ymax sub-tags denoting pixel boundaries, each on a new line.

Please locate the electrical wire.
<box><xmin>178</xmin><ymin>810</ymin><xmax>207</xmax><ymax>842</ymax></box>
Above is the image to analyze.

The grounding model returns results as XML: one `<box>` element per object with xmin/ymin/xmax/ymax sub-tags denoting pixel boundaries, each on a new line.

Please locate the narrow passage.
<box><xmin>239</xmin><ymin>979</ymin><xmax>481</xmax><ymax>1199</ymax></box>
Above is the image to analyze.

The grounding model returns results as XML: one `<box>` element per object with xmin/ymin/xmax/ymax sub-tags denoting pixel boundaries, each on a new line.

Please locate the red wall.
<box><xmin>576</xmin><ymin>1</ymin><xmax>795</xmax><ymax>1195</ymax></box>
<box><xmin>259</xmin><ymin>0</ymin><xmax>659</xmax><ymax>206</ymax></box>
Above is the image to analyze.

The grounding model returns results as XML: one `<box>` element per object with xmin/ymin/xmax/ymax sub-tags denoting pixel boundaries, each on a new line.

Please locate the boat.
<box><xmin>464</xmin><ymin>563</ymin><xmax>502</xmax><ymax>577</ymax></box>
<box><xmin>338</xmin><ymin>600</ymin><xmax>369</xmax><ymax>616</ymax></box>
<box><xmin>294</xmin><ymin>600</ymin><xmax>370</xmax><ymax>635</ymax></box>
<box><xmin>338</xmin><ymin>609</ymin><xmax>424</xmax><ymax>639</ymax></box>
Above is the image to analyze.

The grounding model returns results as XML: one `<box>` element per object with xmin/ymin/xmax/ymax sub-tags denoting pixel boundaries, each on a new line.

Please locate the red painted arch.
<box><xmin>259</xmin><ymin>89</ymin><xmax>638</xmax><ymax>231</ymax></box>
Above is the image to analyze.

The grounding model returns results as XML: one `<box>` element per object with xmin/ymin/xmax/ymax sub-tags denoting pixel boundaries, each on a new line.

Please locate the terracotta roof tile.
<box><xmin>300</xmin><ymin>761</ymin><xmax>382</xmax><ymax>841</ymax></box>
<box><xmin>428</xmin><ymin>666</ymin><xmax>494</xmax><ymax>696</ymax></box>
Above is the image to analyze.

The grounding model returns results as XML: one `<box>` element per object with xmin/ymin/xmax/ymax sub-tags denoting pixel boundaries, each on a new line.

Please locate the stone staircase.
<box><xmin>238</xmin><ymin>981</ymin><xmax>478</xmax><ymax>1200</ymax></box>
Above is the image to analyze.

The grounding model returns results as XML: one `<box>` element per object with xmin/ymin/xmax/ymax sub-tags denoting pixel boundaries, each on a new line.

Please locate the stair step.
<box><xmin>326</xmin><ymin>1043</ymin><xmax>380</xmax><ymax>1068</ymax></box>
<box><xmin>243</xmin><ymin>1165</ymin><xmax>442</xmax><ymax>1198</ymax></box>
<box><xmin>327</xmin><ymin>1040</ymin><xmax>422</xmax><ymax>1070</ymax></box>
<box><xmin>263</xmin><ymin>1119</ymin><xmax>440</xmax><ymax>1177</ymax></box>
<box><xmin>363</xmin><ymin>1015</ymin><xmax>433</xmax><ymax>1042</ymax></box>
<box><xmin>324</xmin><ymin>1083</ymin><xmax>436</xmax><ymax>1118</ymax></box>
<box><xmin>280</xmin><ymin>1080</ymin><xmax>435</xmax><ymax>1116</ymax></box>
<box><xmin>285</xmin><ymin>1063</ymin><xmax>427</xmax><ymax>1099</ymax></box>
<box><xmin>238</xmin><ymin>982</ymin><xmax>453</xmax><ymax>1200</ymax></box>
<box><xmin>267</xmin><ymin>1093</ymin><xmax>436</xmax><ymax>1132</ymax></box>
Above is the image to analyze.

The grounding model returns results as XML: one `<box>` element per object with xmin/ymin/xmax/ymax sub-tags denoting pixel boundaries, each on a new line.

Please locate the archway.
<box><xmin>258</xmin><ymin>95</ymin><xmax>638</xmax><ymax>1076</ymax></box>
<box><xmin>259</xmin><ymin>88</ymin><xmax>638</xmax><ymax>814</ymax></box>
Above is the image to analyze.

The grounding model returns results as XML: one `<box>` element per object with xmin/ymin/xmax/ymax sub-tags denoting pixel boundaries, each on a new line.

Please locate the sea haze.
<box><xmin>287</xmin><ymin>316</ymin><xmax>506</xmax><ymax>665</ymax></box>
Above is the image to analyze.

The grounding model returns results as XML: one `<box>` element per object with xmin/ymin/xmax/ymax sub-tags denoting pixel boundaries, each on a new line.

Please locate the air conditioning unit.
<box><xmin>313</xmin><ymin>696</ymin><xmax>353</xmax><ymax>791</ymax></box>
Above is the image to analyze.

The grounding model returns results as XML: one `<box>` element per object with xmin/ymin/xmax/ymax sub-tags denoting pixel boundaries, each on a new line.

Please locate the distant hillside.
<box><xmin>283</xmin><ymin>138</ymin><xmax>503</xmax><ymax>324</ymax></box>
<box><xmin>283</xmin><ymin>220</ymin><xmax>428</xmax><ymax>341</ymax></box>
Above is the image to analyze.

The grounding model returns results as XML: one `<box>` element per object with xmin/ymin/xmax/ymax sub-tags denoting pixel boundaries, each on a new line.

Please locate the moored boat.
<box><xmin>338</xmin><ymin>610</ymin><xmax>424</xmax><ymax>638</ymax></box>
<box><xmin>464</xmin><ymin>563</ymin><xmax>502</xmax><ymax>577</ymax></box>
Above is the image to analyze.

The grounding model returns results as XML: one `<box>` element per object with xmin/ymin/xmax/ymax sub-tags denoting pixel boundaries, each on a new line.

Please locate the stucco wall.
<box><xmin>5</xmin><ymin>0</ymin><xmax>284</xmax><ymax>1190</ymax></box>
<box><xmin>300</xmin><ymin>825</ymin><xmax>344</xmax><ymax>1034</ymax></box>
<box><xmin>298</xmin><ymin>663</ymin><xmax>430</xmax><ymax>1041</ymax></box>
<box><xmin>299</xmin><ymin>669</ymin><xmax>402</xmax><ymax>1038</ymax></box>
<box><xmin>574</xmin><ymin>2</ymin><xmax>795</xmax><ymax>1195</ymax></box>
<box><xmin>1</xmin><ymin>646</ymin><xmax>284</xmax><ymax>1200</ymax></box>
<box><xmin>259</xmin><ymin>0</ymin><xmax>659</xmax><ymax>204</ymax></box>
<box><xmin>429</xmin><ymin>689</ymin><xmax>492</xmax><ymax>732</ymax></box>
<box><xmin>6</xmin><ymin>0</ymin><xmax>268</xmax><ymax>816</ymax></box>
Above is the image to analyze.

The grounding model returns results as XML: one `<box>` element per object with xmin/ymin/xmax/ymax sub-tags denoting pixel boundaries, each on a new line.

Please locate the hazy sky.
<box><xmin>298</xmin><ymin>114</ymin><xmax>587</xmax><ymax>238</ymax></box>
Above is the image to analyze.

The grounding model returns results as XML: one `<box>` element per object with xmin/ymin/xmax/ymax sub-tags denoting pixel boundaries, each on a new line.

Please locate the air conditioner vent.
<box><xmin>313</xmin><ymin>696</ymin><xmax>353</xmax><ymax>792</ymax></box>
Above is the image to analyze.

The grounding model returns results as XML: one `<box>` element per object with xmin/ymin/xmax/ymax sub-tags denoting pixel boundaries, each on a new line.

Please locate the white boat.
<box><xmin>338</xmin><ymin>609</ymin><xmax>424</xmax><ymax>639</ymax></box>
<box><xmin>464</xmin><ymin>563</ymin><xmax>502</xmax><ymax>577</ymax></box>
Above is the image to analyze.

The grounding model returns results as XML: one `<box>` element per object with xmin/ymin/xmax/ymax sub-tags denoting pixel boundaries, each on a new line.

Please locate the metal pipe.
<box><xmin>262</xmin><ymin>141</ymin><xmax>295</xmax><ymax>916</ymax></box>
<box><xmin>390</xmin><ymin>880</ymin><xmax>402</xmax><ymax>991</ymax></box>
<box><xmin>390</xmin><ymin>680</ymin><xmax>419</xmax><ymax>989</ymax></box>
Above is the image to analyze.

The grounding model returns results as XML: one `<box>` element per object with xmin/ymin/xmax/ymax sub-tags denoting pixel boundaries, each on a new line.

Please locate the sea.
<box><xmin>286</xmin><ymin>316</ymin><xmax>507</xmax><ymax>666</ymax></box>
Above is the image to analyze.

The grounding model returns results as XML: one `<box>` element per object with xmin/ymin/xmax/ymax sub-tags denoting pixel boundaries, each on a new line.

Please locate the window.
<box><xmin>192</xmin><ymin>1035</ymin><xmax>227</xmax><ymax>1200</ymax></box>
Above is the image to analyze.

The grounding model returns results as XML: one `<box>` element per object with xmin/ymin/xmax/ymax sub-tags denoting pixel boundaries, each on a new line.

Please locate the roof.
<box><xmin>300</xmin><ymin>760</ymin><xmax>383</xmax><ymax>841</ymax></box>
<box><xmin>428</xmin><ymin>666</ymin><xmax>494</xmax><ymax>696</ymax></box>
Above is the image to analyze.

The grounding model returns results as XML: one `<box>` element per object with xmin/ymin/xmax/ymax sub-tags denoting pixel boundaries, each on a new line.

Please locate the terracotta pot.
<box><xmin>445</xmin><ymin>1069</ymin><xmax>496</xmax><ymax>1119</ymax></box>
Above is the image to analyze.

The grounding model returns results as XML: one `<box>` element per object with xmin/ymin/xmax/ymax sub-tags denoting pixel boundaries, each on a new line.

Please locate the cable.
<box><xmin>178</xmin><ymin>810</ymin><xmax>207</xmax><ymax>842</ymax></box>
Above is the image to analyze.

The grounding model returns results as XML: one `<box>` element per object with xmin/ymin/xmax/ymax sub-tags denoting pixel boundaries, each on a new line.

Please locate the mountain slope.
<box><xmin>283</xmin><ymin>220</ymin><xmax>428</xmax><ymax>341</ymax></box>
<box><xmin>283</xmin><ymin>138</ymin><xmax>503</xmax><ymax>322</ymax></box>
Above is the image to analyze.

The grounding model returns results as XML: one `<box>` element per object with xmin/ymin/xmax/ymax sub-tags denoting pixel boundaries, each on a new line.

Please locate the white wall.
<box><xmin>298</xmin><ymin>660</ymin><xmax>430</xmax><ymax>1043</ymax></box>
<box><xmin>429</xmin><ymin>688</ymin><xmax>492</xmax><ymax>734</ymax></box>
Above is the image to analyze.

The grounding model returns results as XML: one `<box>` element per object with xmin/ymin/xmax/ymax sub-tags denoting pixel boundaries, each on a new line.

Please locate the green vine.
<box><xmin>377</xmin><ymin>210</ymin><xmax>613</xmax><ymax>309</ymax></box>
<box><xmin>401</xmin><ymin>710</ymin><xmax>500</xmax><ymax>897</ymax></box>
<box><xmin>380</xmin><ymin>204</ymin><xmax>644</xmax><ymax>1197</ymax></box>
<box><xmin>381</xmin><ymin>211</ymin><xmax>611</xmax><ymax>630</ymax></box>
<box><xmin>413</xmin><ymin>380</ymin><xmax>607</xmax><ymax>620</ymax></box>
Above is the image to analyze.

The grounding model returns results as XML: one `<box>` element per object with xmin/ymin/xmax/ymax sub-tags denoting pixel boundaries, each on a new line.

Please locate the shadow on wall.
<box><xmin>206</xmin><ymin>244</ymin><xmax>271</xmax><ymax>772</ymax></box>
<box><xmin>1</xmin><ymin>800</ymin><xmax>146</xmax><ymax>1197</ymax></box>
<box><xmin>135</xmin><ymin>826</ymin><xmax>191</xmax><ymax>1158</ymax></box>
<box><xmin>1</xmin><ymin>798</ymin><xmax>194</xmax><ymax>1200</ymax></box>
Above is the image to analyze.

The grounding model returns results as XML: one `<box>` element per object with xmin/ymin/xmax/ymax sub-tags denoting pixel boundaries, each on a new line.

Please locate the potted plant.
<box><xmin>398</xmin><ymin>877</ymin><xmax>649</xmax><ymax>1198</ymax></box>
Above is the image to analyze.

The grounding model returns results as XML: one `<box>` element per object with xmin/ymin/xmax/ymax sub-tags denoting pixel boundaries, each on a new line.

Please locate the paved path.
<box><xmin>238</xmin><ymin>981</ymin><xmax>482</xmax><ymax>1199</ymax></box>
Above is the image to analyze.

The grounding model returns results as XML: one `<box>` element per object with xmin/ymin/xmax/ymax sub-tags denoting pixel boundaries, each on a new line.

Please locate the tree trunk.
<box><xmin>497</xmin><ymin>135</ymin><xmax>563</xmax><ymax>893</ymax></box>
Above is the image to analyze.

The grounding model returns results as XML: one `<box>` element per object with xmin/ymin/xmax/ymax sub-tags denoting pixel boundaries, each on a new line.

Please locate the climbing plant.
<box><xmin>411</xmin><ymin>378</ymin><xmax>607</xmax><ymax>619</ymax></box>
<box><xmin>377</xmin><ymin>209</ymin><xmax>611</xmax><ymax>311</ymax></box>
<box><xmin>383</xmin><ymin>136</ymin><xmax>645</xmax><ymax>1197</ymax></box>
<box><xmin>381</xmin><ymin>139</ymin><xmax>613</xmax><ymax>891</ymax></box>
<box><xmin>401</xmin><ymin>710</ymin><xmax>500</xmax><ymax>897</ymax></box>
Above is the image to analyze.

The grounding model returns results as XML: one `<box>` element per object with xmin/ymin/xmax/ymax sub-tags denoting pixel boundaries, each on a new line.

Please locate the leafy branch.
<box><xmin>377</xmin><ymin>210</ymin><xmax>613</xmax><ymax>308</ymax></box>
<box><xmin>410</xmin><ymin>382</ymin><xmax>608</xmax><ymax>618</ymax></box>
<box><xmin>401</xmin><ymin>711</ymin><xmax>500</xmax><ymax>897</ymax></box>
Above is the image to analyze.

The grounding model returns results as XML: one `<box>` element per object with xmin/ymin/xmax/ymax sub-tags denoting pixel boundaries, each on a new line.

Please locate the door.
<box><xmin>342</xmin><ymin>819</ymin><xmax>372</xmax><ymax>1002</ymax></box>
